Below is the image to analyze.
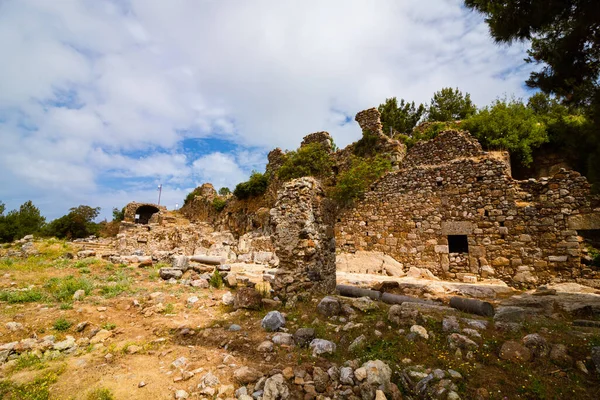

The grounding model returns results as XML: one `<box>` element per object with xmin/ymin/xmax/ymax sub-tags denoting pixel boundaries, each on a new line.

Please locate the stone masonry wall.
<box><xmin>336</xmin><ymin>130</ymin><xmax>600</xmax><ymax>286</ymax></box>
<box><xmin>270</xmin><ymin>177</ymin><xmax>336</xmax><ymax>298</ymax></box>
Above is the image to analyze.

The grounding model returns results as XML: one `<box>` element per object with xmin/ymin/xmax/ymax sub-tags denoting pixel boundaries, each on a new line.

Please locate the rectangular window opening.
<box><xmin>448</xmin><ymin>235</ymin><xmax>469</xmax><ymax>253</ymax></box>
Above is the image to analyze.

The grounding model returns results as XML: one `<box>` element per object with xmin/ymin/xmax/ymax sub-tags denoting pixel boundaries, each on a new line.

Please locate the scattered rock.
<box><xmin>292</xmin><ymin>328</ymin><xmax>315</xmax><ymax>347</ymax></box>
<box><xmin>174</xmin><ymin>389</ymin><xmax>189</xmax><ymax>399</ymax></box>
<box><xmin>272</xmin><ymin>333</ymin><xmax>294</xmax><ymax>346</ymax></box>
<box><xmin>317</xmin><ymin>296</ymin><xmax>341</xmax><ymax>317</ymax></box>
<box><xmin>262</xmin><ymin>373</ymin><xmax>289</xmax><ymax>400</ymax></box>
<box><xmin>313</xmin><ymin>366</ymin><xmax>329</xmax><ymax>393</ymax></box>
<box><xmin>234</xmin><ymin>366</ymin><xmax>264</xmax><ymax>384</ymax></box>
<box><xmin>235</xmin><ymin>288</ymin><xmax>263</xmax><ymax>310</ymax></box>
<box><xmin>410</xmin><ymin>325</ymin><xmax>429</xmax><ymax>340</ymax></box>
<box><xmin>75</xmin><ymin>321</ymin><xmax>89</xmax><ymax>332</ymax></box>
<box><xmin>159</xmin><ymin>268</ymin><xmax>183</xmax><ymax>280</ymax></box>
<box><xmin>257</xmin><ymin>341</ymin><xmax>274</xmax><ymax>352</ymax></box>
<box><xmin>340</xmin><ymin>367</ymin><xmax>354</xmax><ymax>385</ymax></box>
<box><xmin>550</xmin><ymin>344</ymin><xmax>573</xmax><ymax>367</ymax></box>
<box><xmin>352</xmin><ymin>296</ymin><xmax>378</xmax><ymax>312</ymax></box>
<box><xmin>222</xmin><ymin>292</ymin><xmax>235</xmax><ymax>306</ymax></box>
<box><xmin>186</xmin><ymin>296</ymin><xmax>199</xmax><ymax>305</ymax></box>
<box><xmin>447</xmin><ymin>333</ymin><xmax>478</xmax><ymax>350</ymax></box>
<box><xmin>309</xmin><ymin>339</ymin><xmax>336</xmax><ymax>357</ymax></box>
<box><xmin>191</xmin><ymin>279</ymin><xmax>209</xmax><ymax>288</ymax></box>
<box><xmin>499</xmin><ymin>341</ymin><xmax>531</xmax><ymax>362</ymax></box>
<box><xmin>591</xmin><ymin>346</ymin><xmax>600</xmax><ymax>374</ymax></box>
<box><xmin>5</xmin><ymin>322</ymin><xmax>23</xmax><ymax>332</ymax></box>
<box><xmin>229</xmin><ymin>324</ymin><xmax>241</xmax><ymax>332</ymax></box>
<box><xmin>72</xmin><ymin>289</ymin><xmax>85</xmax><ymax>301</ymax></box>
<box><xmin>522</xmin><ymin>333</ymin><xmax>549</xmax><ymax>358</ymax></box>
<box><xmin>261</xmin><ymin>311</ymin><xmax>285</xmax><ymax>332</ymax></box>
<box><xmin>443</xmin><ymin>316</ymin><xmax>460</xmax><ymax>332</ymax></box>
<box><xmin>349</xmin><ymin>334</ymin><xmax>367</xmax><ymax>352</ymax></box>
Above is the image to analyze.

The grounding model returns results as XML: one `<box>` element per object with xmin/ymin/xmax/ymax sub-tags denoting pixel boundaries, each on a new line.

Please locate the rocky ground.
<box><xmin>1</xmin><ymin>239</ymin><xmax>600</xmax><ymax>400</ymax></box>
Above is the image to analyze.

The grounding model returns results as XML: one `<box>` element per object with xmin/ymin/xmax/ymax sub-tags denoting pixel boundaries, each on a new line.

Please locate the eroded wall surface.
<box><xmin>336</xmin><ymin>129</ymin><xmax>600</xmax><ymax>285</ymax></box>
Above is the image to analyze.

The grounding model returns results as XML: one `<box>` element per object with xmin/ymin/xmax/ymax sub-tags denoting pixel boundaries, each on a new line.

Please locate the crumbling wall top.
<box><xmin>402</xmin><ymin>130</ymin><xmax>486</xmax><ymax>168</ymax></box>
<box><xmin>355</xmin><ymin>108</ymin><xmax>384</xmax><ymax>135</ymax></box>
<box><xmin>300</xmin><ymin>131</ymin><xmax>334</xmax><ymax>152</ymax></box>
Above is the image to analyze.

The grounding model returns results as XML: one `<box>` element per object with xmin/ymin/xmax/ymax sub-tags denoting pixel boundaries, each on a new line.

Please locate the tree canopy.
<box><xmin>378</xmin><ymin>97</ymin><xmax>426</xmax><ymax>135</ymax></box>
<box><xmin>42</xmin><ymin>205</ymin><xmax>101</xmax><ymax>239</ymax></box>
<box><xmin>0</xmin><ymin>200</ymin><xmax>46</xmax><ymax>243</ymax></box>
<box><xmin>427</xmin><ymin>87</ymin><xmax>477</xmax><ymax>122</ymax></box>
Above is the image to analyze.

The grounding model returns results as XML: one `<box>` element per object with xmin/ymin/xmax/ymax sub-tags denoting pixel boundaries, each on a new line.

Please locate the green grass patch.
<box><xmin>12</xmin><ymin>353</ymin><xmax>46</xmax><ymax>372</ymax></box>
<box><xmin>0</xmin><ymin>289</ymin><xmax>44</xmax><ymax>304</ymax></box>
<box><xmin>53</xmin><ymin>318</ymin><xmax>72</xmax><ymax>332</ymax></box>
<box><xmin>0</xmin><ymin>367</ymin><xmax>64</xmax><ymax>400</ymax></box>
<box><xmin>59</xmin><ymin>303</ymin><xmax>73</xmax><ymax>310</ymax></box>
<box><xmin>44</xmin><ymin>276</ymin><xmax>94</xmax><ymax>302</ymax></box>
<box><xmin>101</xmin><ymin>322</ymin><xmax>117</xmax><ymax>331</ymax></box>
<box><xmin>87</xmin><ymin>388</ymin><xmax>114</xmax><ymax>400</ymax></box>
<box><xmin>209</xmin><ymin>270</ymin><xmax>223</xmax><ymax>288</ymax></box>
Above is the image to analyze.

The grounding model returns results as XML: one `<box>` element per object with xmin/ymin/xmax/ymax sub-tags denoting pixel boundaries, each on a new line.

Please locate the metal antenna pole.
<box><xmin>157</xmin><ymin>184</ymin><xmax>162</xmax><ymax>205</ymax></box>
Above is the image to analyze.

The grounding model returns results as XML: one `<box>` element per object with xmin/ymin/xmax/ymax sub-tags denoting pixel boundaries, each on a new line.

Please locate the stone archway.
<box><xmin>135</xmin><ymin>205</ymin><xmax>160</xmax><ymax>224</ymax></box>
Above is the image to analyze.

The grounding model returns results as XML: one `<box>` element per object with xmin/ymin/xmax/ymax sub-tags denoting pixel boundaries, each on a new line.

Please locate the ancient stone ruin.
<box><xmin>270</xmin><ymin>177</ymin><xmax>336</xmax><ymax>298</ymax></box>
<box><xmin>123</xmin><ymin>202</ymin><xmax>166</xmax><ymax>225</ymax></box>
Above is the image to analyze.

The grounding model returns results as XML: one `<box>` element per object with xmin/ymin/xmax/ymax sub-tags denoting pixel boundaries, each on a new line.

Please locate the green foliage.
<box><xmin>0</xmin><ymin>368</ymin><xmax>62</xmax><ymax>400</ymax></box>
<box><xmin>462</xmin><ymin>97</ymin><xmax>548</xmax><ymax>166</ymax></box>
<box><xmin>233</xmin><ymin>171</ymin><xmax>269</xmax><ymax>200</ymax></box>
<box><xmin>209</xmin><ymin>270</ymin><xmax>223</xmax><ymax>288</ymax></box>
<box><xmin>13</xmin><ymin>353</ymin><xmax>45</xmax><ymax>372</ymax></box>
<box><xmin>353</xmin><ymin>130</ymin><xmax>380</xmax><ymax>157</ymax></box>
<box><xmin>398</xmin><ymin>121</ymin><xmax>461</xmax><ymax>148</ymax></box>
<box><xmin>378</xmin><ymin>97</ymin><xmax>426</xmax><ymax>135</ymax></box>
<box><xmin>0</xmin><ymin>289</ymin><xmax>44</xmax><ymax>304</ymax></box>
<box><xmin>87</xmin><ymin>388</ymin><xmax>115</xmax><ymax>400</ymax></box>
<box><xmin>212</xmin><ymin>197</ymin><xmax>227</xmax><ymax>212</ymax></box>
<box><xmin>44</xmin><ymin>276</ymin><xmax>94</xmax><ymax>302</ymax></box>
<box><xmin>162</xmin><ymin>303</ymin><xmax>175</xmax><ymax>314</ymax></box>
<box><xmin>277</xmin><ymin>143</ymin><xmax>333</xmax><ymax>181</ymax></box>
<box><xmin>331</xmin><ymin>155</ymin><xmax>392</xmax><ymax>206</ymax></box>
<box><xmin>111</xmin><ymin>207</ymin><xmax>125</xmax><ymax>222</ymax></box>
<box><xmin>184</xmin><ymin>191</ymin><xmax>196</xmax><ymax>205</ymax></box>
<box><xmin>427</xmin><ymin>87</ymin><xmax>477</xmax><ymax>122</ymax></box>
<box><xmin>42</xmin><ymin>205</ymin><xmax>101</xmax><ymax>240</ymax></box>
<box><xmin>218</xmin><ymin>187</ymin><xmax>231</xmax><ymax>196</ymax></box>
<box><xmin>53</xmin><ymin>318</ymin><xmax>72</xmax><ymax>332</ymax></box>
<box><xmin>101</xmin><ymin>322</ymin><xmax>117</xmax><ymax>330</ymax></box>
<box><xmin>0</xmin><ymin>200</ymin><xmax>46</xmax><ymax>243</ymax></box>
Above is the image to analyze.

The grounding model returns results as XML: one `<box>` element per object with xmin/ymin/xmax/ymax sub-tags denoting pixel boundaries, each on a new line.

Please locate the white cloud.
<box><xmin>0</xmin><ymin>0</ymin><xmax>534</xmax><ymax>220</ymax></box>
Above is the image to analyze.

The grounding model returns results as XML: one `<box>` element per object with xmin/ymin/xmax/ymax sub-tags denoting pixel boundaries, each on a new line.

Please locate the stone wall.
<box><xmin>123</xmin><ymin>202</ymin><xmax>167</xmax><ymax>223</ymax></box>
<box><xmin>270</xmin><ymin>177</ymin><xmax>336</xmax><ymax>298</ymax></box>
<box><xmin>336</xmin><ymin>130</ymin><xmax>600</xmax><ymax>286</ymax></box>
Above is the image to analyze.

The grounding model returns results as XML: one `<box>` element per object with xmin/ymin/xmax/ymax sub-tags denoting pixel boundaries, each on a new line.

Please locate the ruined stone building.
<box><xmin>115</xmin><ymin>108</ymin><xmax>600</xmax><ymax>288</ymax></box>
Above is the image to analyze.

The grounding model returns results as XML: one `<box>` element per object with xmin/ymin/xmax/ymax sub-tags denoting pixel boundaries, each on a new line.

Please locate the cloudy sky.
<box><xmin>0</xmin><ymin>0</ymin><xmax>533</xmax><ymax>221</ymax></box>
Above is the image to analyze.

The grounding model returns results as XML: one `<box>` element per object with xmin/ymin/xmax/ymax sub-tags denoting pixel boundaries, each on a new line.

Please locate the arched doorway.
<box><xmin>135</xmin><ymin>205</ymin><xmax>160</xmax><ymax>224</ymax></box>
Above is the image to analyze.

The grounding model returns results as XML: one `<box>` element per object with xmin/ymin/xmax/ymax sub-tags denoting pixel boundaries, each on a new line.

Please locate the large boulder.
<box><xmin>263</xmin><ymin>374</ymin><xmax>289</xmax><ymax>400</ymax></box>
<box><xmin>317</xmin><ymin>296</ymin><xmax>341</xmax><ymax>317</ymax></box>
<box><xmin>499</xmin><ymin>341</ymin><xmax>532</xmax><ymax>363</ymax></box>
<box><xmin>159</xmin><ymin>268</ymin><xmax>183</xmax><ymax>280</ymax></box>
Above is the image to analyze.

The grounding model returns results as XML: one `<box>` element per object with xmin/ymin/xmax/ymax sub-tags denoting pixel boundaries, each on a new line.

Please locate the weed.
<box><xmin>0</xmin><ymin>366</ymin><xmax>64</xmax><ymax>400</ymax></box>
<box><xmin>102</xmin><ymin>322</ymin><xmax>117</xmax><ymax>331</ymax></box>
<box><xmin>99</xmin><ymin>283</ymin><xmax>130</xmax><ymax>298</ymax></box>
<box><xmin>53</xmin><ymin>318</ymin><xmax>72</xmax><ymax>331</ymax></box>
<box><xmin>80</xmin><ymin>267</ymin><xmax>91</xmax><ymax>274</ymax></box>
<box><xmin>0</xmin><ymin>289</ymin><xmax>44</xmax><ymax>303</ymax></box>
<box><xmin>12</xmin><ymin>353</ymin><xmax>45</xmax><ymax>372</ymax></box>
<box><xmin>44</xmin><ymin>276</ymin><xmax>94</xmax><ymax>302</ymax></box>
<box><xmin>163</xmin><ymin>303</ymin><xmax>175</xmax><ymax>314</ymax></box>
<box><xmin>59</xmin><ymin>303</ymin><xmax>73</xmax><ymax>310</ymax></box>
<box><xmin>87</xmin><ymin>387</ymin><xmax>115</xmax><ymax>400</ymax></box>
<box><xmin>209</xmin><ymin>270</ymin><xmax>223</xmax><ymax>288</ymax></box>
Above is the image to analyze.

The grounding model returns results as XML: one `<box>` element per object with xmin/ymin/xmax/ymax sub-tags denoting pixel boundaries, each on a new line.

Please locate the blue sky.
<box><xmin>0</xmin><ymin>0</ymin><xmax>533</xmax><ymax>221</ymax></box>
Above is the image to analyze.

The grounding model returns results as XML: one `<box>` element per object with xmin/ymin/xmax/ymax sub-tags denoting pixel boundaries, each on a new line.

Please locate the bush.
<box><xmin>353</xmin><ymin>130</ymin><xmax>380</xmax><ymax>157</ymax></box>
<box><xmin>212</xmin><ymin>198</ymin><xmax>227</xmax><ymax>212</ymax></box>
<box><xmin>233</xmin><ymin>171</ymin><xmax>269</xmax><ymax>200</ymax></box>
<box><xmin>331</xmin><ymin>155</ymin><xmax>392</xmax><ymax>206</ymax></box>
<box><xmin>87</xmin><ymin>388</ymin><xmax>115</xmax><ymax>400</ymax></box>
<box><xmin>184</xmin><ymin>191</ymin><xmax>196</xmax><ymax>205</ymax></box>
<box><xmin>209</xmin><ymin>270</ymin><xmax>223</xmax><ymax>288</ymax></box>
<box><xmin>461</xmin><ymin>97</ymin><xmax>548</xmax><ymax>166</ymax></box>
<box><xmin>218</xmin><ymin>187</ymin><xmax>231</xmax><ymax>196</ymax></box>
<box><xmin>53</xmin><ymin>318</ymin><xmax>72</xmax><ymax>331</ymax></box>
<box><xmin>277</xmin><ymin>143</ymin><xmax>333</xmax><ymax>181</ymax></box>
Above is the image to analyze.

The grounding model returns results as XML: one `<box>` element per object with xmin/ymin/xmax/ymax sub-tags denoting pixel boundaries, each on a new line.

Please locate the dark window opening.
<box><xmin>500</xmin><ymin>221</ymin><xmax>505</xmax><ymax>227</ymax></box>
<box><xmin>477</xmin><ymin>176</ymin><xmax>483</xmax><ymax>182</ymax></box>
<box><xmin>135</xmin><ymin>205</ymin><xmax>160</xmax><ymax>224</ymax></box>
<box><xmin>484</xmin><ymin>210</ymin><xmax>489</xmax><ymax>217</ymax></box>
<box><xmin>448</xmin><ymin>235</ymin><xmax>469</xmax><ymax>253</ymax></box>
<box><xmin>579</xmin><ymin>230</ymin><xmax>600</xmax><ymax>267</ymax></box>
<box><xmin>337</xmin><ymin>218</ymin><xmax>341</xmax><ymax>222</ymax></box>
<box><xmin>436</xmin><ymin>181</ymin><xmax>443</xmax><ymax>187</ymax></box>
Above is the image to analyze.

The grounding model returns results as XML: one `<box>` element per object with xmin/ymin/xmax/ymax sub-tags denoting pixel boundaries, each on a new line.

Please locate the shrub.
<box><xmin>331</xmin><ymin>155</ymin><xmax>392</xmax><ymax>206</ymax></box>
<box><xmin>209</xmin><ymin>270</ymin><xmax>223</xmax><ymax>288</ymax></box>
<box><xmin>53</xmin><ymin>318</ymin><xmax>72</xmax><ymax>331</ymax></box>
<box><xmin>233</xmin><ymin>171</ymin><xmax>269</xmax><ymax>200</ymax></box>
<box><xmin>184</xmin><ymin>191</ymin><xmax>196</xmax><ymax>205</ymax></box>
<box><xmin>101</xmin><ymin>322</ymin><xmax>116</xmax><ymax>330</ymax></box>
<box><xmin>218</xmin><ymin>187</ymin><xmax>231</xmax><ymax>196</ymax></box>
<box><xmin>212</xmin><ymin>197</ymin><xmax>227</xmax><ymax>212</ymax></box>
<box><xmin>0</xmin><ymin>289</ymin><xmax>44</xmax><ymax>303</ymax></box>
<box><xmin>277</xmin><ymin>143</ymin><xmax>333</xmax><ymax>181</ymax></box>
<box><xmin>353</xmin><ymin>130</ymin><xmax>380</xmax><ymax>157</ymax></box>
